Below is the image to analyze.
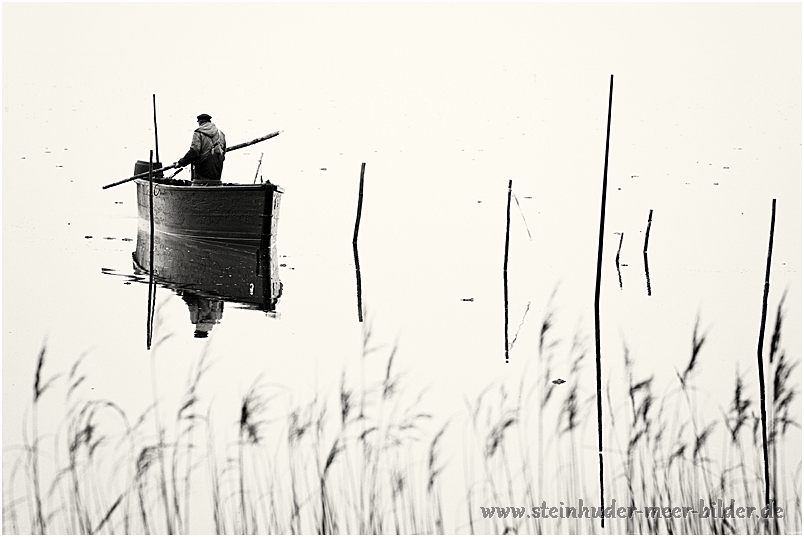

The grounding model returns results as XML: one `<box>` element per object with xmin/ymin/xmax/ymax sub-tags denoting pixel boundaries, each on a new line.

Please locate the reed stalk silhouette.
<box><xmin>4</xmin><ymin>297</ymin><xmax>800</xmax><ymax>534</ymax></box>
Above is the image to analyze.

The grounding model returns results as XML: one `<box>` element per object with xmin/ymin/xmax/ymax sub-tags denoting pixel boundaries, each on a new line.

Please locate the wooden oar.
<box><xmin>226</xmin><ymin>130</ymin><xmax>283</xmax><ymax>152</ymax></box>
<box><xmin>102</xmin><ymin>129</ymin><xmax>283</xmax><ymax>189</ymax></box>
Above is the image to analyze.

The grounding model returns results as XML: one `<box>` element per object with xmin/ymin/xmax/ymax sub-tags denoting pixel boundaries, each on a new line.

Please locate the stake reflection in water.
<box><xmin>643</xmin><ymin>209</ymin><xmax>653</xmax><ymax>296</ymax></box>
<box><xmin>614</xmin><ymin>232</ymin><xmax>624</xmax><ymax>290</ymax></box>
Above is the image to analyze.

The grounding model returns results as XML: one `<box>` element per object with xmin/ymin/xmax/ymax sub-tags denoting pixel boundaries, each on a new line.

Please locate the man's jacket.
<box><xmin>178</xmin><ymin>121</ymin><xmax>227</xmax><ymax>182</ymax></box>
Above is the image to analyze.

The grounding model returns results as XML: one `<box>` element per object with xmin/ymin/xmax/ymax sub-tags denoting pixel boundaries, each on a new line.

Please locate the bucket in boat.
<box><xmin>134</xmin><ymin>160</ymin><xmax>164</xmax><ymax>178</ymax></box>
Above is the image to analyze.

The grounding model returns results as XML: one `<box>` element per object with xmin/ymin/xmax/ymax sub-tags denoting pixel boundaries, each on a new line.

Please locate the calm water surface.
<box><xmin>3</xmin><ymin>4</ymin><xmax>801</xmax><ymax>533</ymax></box>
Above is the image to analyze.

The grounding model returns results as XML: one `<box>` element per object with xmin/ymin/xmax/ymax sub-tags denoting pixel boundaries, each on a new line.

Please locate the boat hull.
<box><xmin>135</xmin><ymin>179</ymin><xmax>283</xmax><ymax>244</ymax></box>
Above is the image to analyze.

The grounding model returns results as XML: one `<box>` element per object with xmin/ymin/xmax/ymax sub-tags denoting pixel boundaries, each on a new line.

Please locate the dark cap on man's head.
<box><xmin>197</xmin><ymin>113</ymin><xmax>212</xmax><ymax>122</ymax></box>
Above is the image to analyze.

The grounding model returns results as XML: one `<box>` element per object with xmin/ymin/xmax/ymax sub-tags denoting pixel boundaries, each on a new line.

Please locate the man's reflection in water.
<box><xmin>181</xmin><ymin>291</ymin><xmax>224</xmax><ymax>338</ymax></box>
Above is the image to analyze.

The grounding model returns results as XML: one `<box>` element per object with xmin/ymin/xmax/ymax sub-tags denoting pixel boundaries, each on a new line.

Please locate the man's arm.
<box><xmin>176</xmin><ymin>132</ymin><xmax>203</xmax><ymax>167</ymax></box>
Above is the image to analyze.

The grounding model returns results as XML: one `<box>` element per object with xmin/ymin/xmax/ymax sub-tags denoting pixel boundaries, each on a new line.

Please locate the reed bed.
<box><xmin>3</xmin><ymin>299</ymin><xmax>800</xmax><ymax>534</ymax></box>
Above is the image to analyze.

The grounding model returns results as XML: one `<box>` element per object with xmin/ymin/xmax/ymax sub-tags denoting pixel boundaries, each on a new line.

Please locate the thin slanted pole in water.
<box><xmin>756</xmin><ymin>198</ymin><xmax>776</xmax><ymax>507</ymax></box>
<box><xmin>353</xmin><ymin>163</ymin><xmax>366</xmax><ymax>322</ymax></box>
<box><xmin>594</xmin><ymin>74</ymin><xmax>614</xmax><ymax>528</ymax></box>
<box><xmin>152</xmin><ymin>94</ymin><xmax>160</xmax><ymax>164</ymax></box>
<box><xmin>643</xmin><ymin>209</ymin><xmax>653</xmax><ymax>296</ymax></box>
<box><xmin>146</xmin><ymin>150</ymin><xmax>156</xmax><ymax>350</ymax></box>
<box><xmin>504</xmin><ymin>179</ymin><xmax>513</xmax><ymax>363</ymax></box>
<box><xmin>253</xmin><ymin>152</ymin><xmax>264</xmax><ymax>184</ymax></box>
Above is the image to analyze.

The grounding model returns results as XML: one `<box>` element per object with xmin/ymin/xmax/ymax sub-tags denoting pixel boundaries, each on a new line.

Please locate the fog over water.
<box><xmin>3</xmin><ymin>3</ymin><xmax>801</xmax><ymax>533</ymax></box>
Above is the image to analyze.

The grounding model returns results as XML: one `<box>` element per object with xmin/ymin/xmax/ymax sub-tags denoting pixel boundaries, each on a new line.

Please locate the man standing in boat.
<box><xmin>172</xmin><ymin>113</ymin><xmax>227</xmax><ymax>185</ymax></box>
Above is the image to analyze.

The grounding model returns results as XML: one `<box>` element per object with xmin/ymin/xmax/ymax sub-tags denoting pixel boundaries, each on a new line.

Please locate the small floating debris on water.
<box><xmin>84</xmin><ymin>235</ymin><xmax>93</xmax><ymax>239</ymax></box>
<box><xmin>477</xmin><ymin>200</ymin><xmax>482</xmax><ymax>203</ymax></box>
<box><xmin>21</xmin><ymin>157</ymin><xmax>25</xmax><ymax>159</ymax></box>
<box><xmin>723</xmin><ymin>166</ymin><xmax>729</xmax><ymax>169</ymax></box>
<box><xmin>460</xmin><ymin>297</ymin><xmax>474</xmax><ymax>302</ymax></box>
<box><xmin>44</xmin><ymin>150</ymin><xmax>51</xmax><ymax>154</ymax></box>
<box><xmin>621</xmin><ymin>264</ymin><xmax>628</xmax><ymax>267</ymax></box>
<box><xmin>714</xmin><ymin>183</ymin><xmax>720</xmax><ymax>186</ymax></box>
<box><xmin>121</xmin><ymin>238</ymin><xmax>133</xmax><ymax>242</ymax></box>
<box><xmin>123</xmin><ymin>282</ymin><xmax>131</xmax><ymax>285</ymax></box>
<box><xmin>523</xmin><ymin>196</ymin><xmax>532</xmax><ymax>199</ymax></box>
<box><xmin>552</xmin><ymin>378</ymin><xmax>566</xmax><ymax>385</ymax></box>
<box><xmin>114</xmin><ymin>201</ymin><xmax>123</xmax><ymax>204</ymax></box>
<box><xmin>280</xmin><ymin>263</ymin><xmax>287</xmax><ymax>267</ymax></box>
<box><xmin>56</xmin><ymin>165</ymin><xmax>63</xmax><ymax>168</ymax></box>
<box><xmin>617</xmin><ymin>187</ymin><xmax>622</xmax><ymax>191</ymax></box>
<box><xmin>103</xmin><ymin>237</ymin><xmax>115</xmax><ymax>240</ymax></box>
<box><xmin>320</xmin><ymin>168</ymin><xmax>327</xmax><ymax>171</ymax></box>
<box><xmin>630</xmin><ymin>175</ymin><xmax>639</xmax><ymax>178</ymax></box>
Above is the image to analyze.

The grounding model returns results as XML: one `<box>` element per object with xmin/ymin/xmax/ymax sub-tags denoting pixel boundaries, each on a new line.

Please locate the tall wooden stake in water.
<box><xmin>504</xmin><ymin>179</ymin><xmax>512</xmax><ymax>363</ymax></box>
<box><xmin>149</xmin><ymin>96</ymin><xmax>160</xmax><ymax>348</ymax></box>
<box><xmin>594</xmin><ymin>74</ymin><xmax>614</xmax><ymax>527</ymax></box>
<box><xmin>253</xmin><ymin>152</ymin><xmax>264</xmax><ymax>184</ymax></box>
<box><xmin>353</xmin><ymin>163</ymin><xmax>366</xmax><ymax>322</ymax></box>
<box><xmin>147</xmin><ymin>150</ymin><xmax>156</xmax><ymax>349</ymax></box>
<box><xmin>152</xmin><ymin>94</ymin><xmax>160</xmax><ymax>164</ymax></box>
<box><xmin>756</xmin><ymin>198</ymin><xmax>776</xmax><ymax>507</ymax></box>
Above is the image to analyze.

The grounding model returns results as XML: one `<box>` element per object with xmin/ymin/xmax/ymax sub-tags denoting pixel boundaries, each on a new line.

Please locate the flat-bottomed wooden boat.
<box><xmin>135</xmin><ymin>178</ymin><xmax>283</xmax><ymax>246</ymax></box>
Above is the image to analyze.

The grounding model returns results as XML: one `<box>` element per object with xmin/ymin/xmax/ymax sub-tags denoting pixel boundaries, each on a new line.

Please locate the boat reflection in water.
<box><xmin>133</xmin><ymin>229</ymin><xmax>282</xmax><ymax>338</ymax></box>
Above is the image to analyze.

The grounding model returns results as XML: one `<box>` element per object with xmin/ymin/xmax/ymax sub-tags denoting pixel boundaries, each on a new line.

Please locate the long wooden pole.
<box><xmin>642</xmin><ymin>209</ymin><xmax>653</xmax><ymax>253</ymax></box>
<box><xmin>226</xmin><ymin>130</ymin><xmax>284</xmax><ymax>152</ymax></box>
<box><xmin>756</xmin><ymin>198</ymin><xmax>776</xmax><ymax>508</ymax></box>
<box><xmin>102</xmin><ymin>130</ymin><xmax>284</xmax><ymax>189</ymax></box>
<box><xmin>594</xmin><ymin>74</ymin><xmax>614</xmax><ymax>528</ymax></box>
<box><xmin>503</xmin><ymin>179</ymin><xmax>512</xmax><ymax>364</ymax></box>
<box><xmin>153</xmin><ymin>94</ymin><xmax>160</xmax><ymax>164</ymax></box>
<box><xmin>147</xmin><ymin>150</ymin><xmax>156</xmax><ymax>350</ymax></box>
<box><xmin>353</xmin><ymin>163</ymin><xmax>366</xmax><ymax>322</ymax></box>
